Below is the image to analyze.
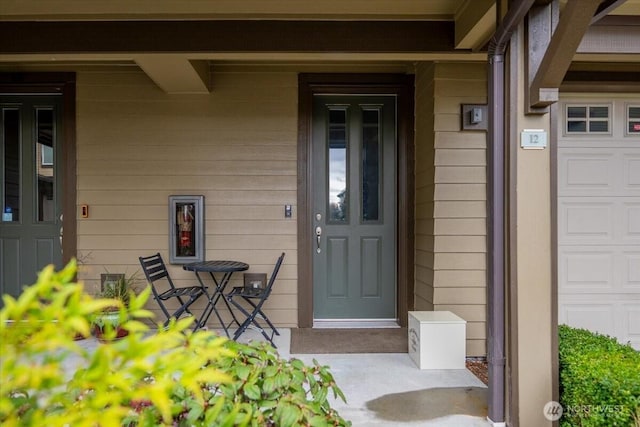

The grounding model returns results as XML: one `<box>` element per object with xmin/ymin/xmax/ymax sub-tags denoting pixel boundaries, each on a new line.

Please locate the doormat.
<box><xmin>290</xmin><ymin>328</ymin><xmax>408</xmax><ymax>354</ymax></box>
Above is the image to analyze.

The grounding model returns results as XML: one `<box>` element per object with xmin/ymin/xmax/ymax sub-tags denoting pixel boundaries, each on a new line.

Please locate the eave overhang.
<box><xmin>0</xmin><ymin>19</ymin><xmax>484</xmax><ymax>93</ymax></box>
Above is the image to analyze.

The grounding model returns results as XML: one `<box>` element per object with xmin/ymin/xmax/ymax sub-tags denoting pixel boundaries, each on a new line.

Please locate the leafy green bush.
<box><xmin>132</xmin><ymin>340</ymin><xmax>349</xmax><ymax>426</ymax></box>
<box><xmin>1</xmin><ymin>260</ymin><xmax>350</xmax><ymax>426</ymax></box>
<box><xmin>558</xmin><ymin>324</ymin><xmax>640</xmax><ymax>426</ymax></box>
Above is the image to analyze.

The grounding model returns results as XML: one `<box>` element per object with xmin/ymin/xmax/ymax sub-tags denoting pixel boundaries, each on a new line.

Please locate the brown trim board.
<box><xmin>297</xmin><ymin>73</ymin><xmax>415</xmax><ymax>328</ymax></box>
<box><xmin>561</xmin><ymin>70</ymin><xmax>640</xmax><ymax>93</ymax></box>
<box><xmin>506</xmin><ymin>39</ymin><xmax>520</xmax><ymax>425</ymax></box>
<box><xmin>1</xmin><ymin>21</ymin><xmax>455</xmax><ymax>54</ymax></box>
<box><xmin>550</xmin><ymin>102</ymin><xmax>560</xmax><ymax>410</ymax></box>
<box><xmin>0</xmin><ymin>73</ymin><xmax>77</xmax><ymax>266</ymax></box>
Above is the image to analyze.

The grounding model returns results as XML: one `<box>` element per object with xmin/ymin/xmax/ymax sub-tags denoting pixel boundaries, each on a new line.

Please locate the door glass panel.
<box><xmin>35</xmin><ymin>108</ymin><xmax>55</xmax><ymax>222</ymax></box>
<box><xmin>3</xmin><ymin>108</ymin><xmax>20</xmax><ymax>222</ymax></box>
<box><xmin>362</xmin><ymin>108</ymin><xmax>380</xmax><ymax>222</ymax></box>
<box><xmin>328</xmin><ymin>108</ymin><xmax>348</xmax><ymax>222</ymax></box>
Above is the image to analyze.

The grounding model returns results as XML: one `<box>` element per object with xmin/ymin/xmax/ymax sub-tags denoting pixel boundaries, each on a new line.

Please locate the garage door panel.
<box><xmin>625</xmin><ymin>156</ymin><xmax>640</xmax><ymax>188</ymax></box>
<box><xmin>559</xmin><ymin>301</ymin><xmax>640</xmax><ymax>350</ymax></box>
<box><xmin>624</xmin><ymin>305</ymin><xmax>640</xmax><ymax>349</ymax></box>
<box><xmin>559</xmin><ymin>150</ymin><xmax>640</xmax><ymax>197</ymax></box>
<box><xmin>558</xmin><ymin>152</ymin><xmax>614</xmax><ymax>195</ymax></box>
<box><xmin>625</xmin><ymin>203</ymin><xmax>640</xmax><ymax>239</ymax></box>
<box><xmin>560</xmin><ymin>202</ymin><xmax>613</xmax><ymax>241</ymax></box>
<box><xmin>624</xmin><ymin>253</ymin><xmax>640</xmax><ymax>290</ymax></box>
<box><xmin>560</xmin><ymin>251</ymin><xmax>613</xmax><ymax>290</ymax></box>
<box><xmin>559</xmin><ymin>303</ymin><xmax>616</xmax><ymax>337</ymax></box>
<box><xmin>560</xmin><ymin>246</ymin><xmax>640</xmax><ymax>292</ymax></box>
<box><xmin>559</xmin><ymin>199</ymin><xmax>640</xmax><ymax>244</ymax></box>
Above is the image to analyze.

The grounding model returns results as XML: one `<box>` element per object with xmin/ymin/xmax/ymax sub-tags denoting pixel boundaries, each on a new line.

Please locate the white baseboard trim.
<box><xmin>312</xmin><ymin>319</ymin><xmax>400</xmax><ymax>328</ymax></box>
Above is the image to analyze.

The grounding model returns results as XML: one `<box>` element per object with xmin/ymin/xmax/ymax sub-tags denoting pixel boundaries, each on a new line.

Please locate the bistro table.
<box><xmin>182</xmin><ymin>260</ymin><xmax>249</xmax><ymax>335</ymax></box>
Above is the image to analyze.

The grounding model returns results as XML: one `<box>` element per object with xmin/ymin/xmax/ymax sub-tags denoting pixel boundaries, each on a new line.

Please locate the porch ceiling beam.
<box><xmin>0</xmin><ymin>0</ymin><xmax>467</xmax><ymax>21</ymax></box>
<box><xmin>529</xmin><ymin>0</ymin><xmax>602</xmax><ymax>108</ymax></box>
<box><xmin>134</xmin><ymin>55</ymin><xmax>210</xmax><ymax>94</ymax></box>
<box><xmin>454</xmin><ymin>0</ymin><xmax>496</xmax><ymax>50</ymax></box>
<box><xmin>0</xmin><ymin>20</ymin><xmax>457</xmax><ymax>54</ymax></box>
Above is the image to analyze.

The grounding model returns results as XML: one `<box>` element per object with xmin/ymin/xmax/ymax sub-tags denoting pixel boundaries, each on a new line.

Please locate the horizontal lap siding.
<box><xmin>76</xmin><ymin>68</ymin><xmax>299</xmax><ymax>327</ymax></box>
<box><xmin>415</xmin><ymin>62</ymin><xmax>488</xmax><ymax>356</ymax></box>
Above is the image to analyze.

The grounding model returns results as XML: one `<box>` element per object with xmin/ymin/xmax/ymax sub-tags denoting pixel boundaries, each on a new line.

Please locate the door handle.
<box><xmin>315</xmin><ymin>226</ymin><xmax>322</xmax><ymax>253</ymax></box>
<box><xmin>59</xmin><ymin>213</ymin><xmax>63</xmax><ymax>252</ymax></box>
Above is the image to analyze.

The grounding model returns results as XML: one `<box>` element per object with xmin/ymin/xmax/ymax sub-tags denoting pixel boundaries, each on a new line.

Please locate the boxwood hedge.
<box><xmin>558</xmin><ymin>324</ymin><xmax>639</xmax><ymax>426</ymax></box>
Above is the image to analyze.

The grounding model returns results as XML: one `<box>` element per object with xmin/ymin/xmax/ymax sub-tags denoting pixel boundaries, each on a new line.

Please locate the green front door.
<box><xmin>1</xmin><ymin>95</ymin><xmax>64</xmax><ymax>300</ymax></box>
<box><xmin>312</xmin><ymin>95</ymin><xmax>397</xmax><ymax>320</ymax></box>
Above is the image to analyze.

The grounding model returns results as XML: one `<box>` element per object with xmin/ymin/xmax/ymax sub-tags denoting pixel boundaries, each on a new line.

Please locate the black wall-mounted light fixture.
<box><xmin>461</xmin><ymin>104</ymin><xmax>488</xmax><ymax>131</ymax></box>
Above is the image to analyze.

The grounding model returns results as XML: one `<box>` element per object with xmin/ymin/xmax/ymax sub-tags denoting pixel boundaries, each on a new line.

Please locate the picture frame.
<box><xmin>169</xmin><ymin>195</ymin><xmax>204</xmax><ymax>264</ymax></box>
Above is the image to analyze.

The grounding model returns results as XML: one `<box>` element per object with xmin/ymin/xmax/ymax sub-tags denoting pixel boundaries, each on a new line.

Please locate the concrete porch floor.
<box><xmin>72</xmin><ymin>328</ymin><xmax>491</xmax><ymax>427</ymax></box>
<box><xmin>243</xmin><ymin>328</ymin><xmax>491</xmax><ymax>426</ymax></box>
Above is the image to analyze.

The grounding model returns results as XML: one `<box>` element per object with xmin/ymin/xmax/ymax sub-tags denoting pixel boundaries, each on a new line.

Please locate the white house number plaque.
<box><xmin>520</xmin><ymin>129</ymin><xmax>547</xmax><ymax>149</ymax></box>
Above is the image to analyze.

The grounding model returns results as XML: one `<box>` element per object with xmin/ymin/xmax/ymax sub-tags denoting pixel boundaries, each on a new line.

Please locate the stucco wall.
<box><xmin>509</xmin><ymin>28</ymin><xmax>555</xmax><ymax>425</ymax></box>
<box><xmin>414</xmin><ymin>62</ymin><xmax>488</xmax><ymax>356</ymax></box>
<box><xmin>75</xmin><ymin>66</ymin><xmax>299</xmax><ymax>326</ymax></box>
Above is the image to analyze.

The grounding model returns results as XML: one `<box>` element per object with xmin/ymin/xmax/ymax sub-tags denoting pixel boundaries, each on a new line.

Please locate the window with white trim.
<box><xmin>565</xmin><ymin>104</ymin><xmax>610</xmax><ymax>134</ymax></box>
<box><xmin>627</xmin><ymin>105</ymin><xmax>640</xmax><ymax>135</ymax></box>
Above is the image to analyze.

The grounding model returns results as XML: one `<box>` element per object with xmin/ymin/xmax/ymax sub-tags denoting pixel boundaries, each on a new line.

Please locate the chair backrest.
<box><xmin>262</xmin><ymin>252</ymin><xmax>285</xmax><ymax>298</ymax></box>
<box><xmin>138</xmin><ymin>253</ymin><xmax>176</xmax><ymax>295</ymax></box>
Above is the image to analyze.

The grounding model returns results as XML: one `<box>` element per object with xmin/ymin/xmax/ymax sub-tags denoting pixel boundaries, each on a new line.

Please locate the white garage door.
<box><xmin>558</xmin><ymin>97</ymin><xmax>640</xmax><ymax>350</ymax></box>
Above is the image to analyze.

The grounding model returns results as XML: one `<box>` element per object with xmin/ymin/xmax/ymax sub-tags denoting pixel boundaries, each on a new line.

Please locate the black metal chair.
<box><xmin>139</xmin><ymin>253</ymin><xmax>207</xmax><ymax>328</ymax></box>
<box><xmin>225</xmin><ymin>252</ymin><xmax>285</xmax><ymax>347</ymax></box>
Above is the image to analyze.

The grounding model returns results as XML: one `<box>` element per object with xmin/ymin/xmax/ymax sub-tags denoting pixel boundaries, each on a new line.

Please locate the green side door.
<box><xmin>1</xmin><ymin>95</ymin><xmax>64</xmax><ymax>301</ymax></box>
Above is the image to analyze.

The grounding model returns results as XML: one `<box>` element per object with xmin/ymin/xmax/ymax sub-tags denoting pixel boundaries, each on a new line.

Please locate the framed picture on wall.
<box><xmin>169</xmin><ymin>195</ymin><xmax>204</xmax><ymax>264</ymax></box>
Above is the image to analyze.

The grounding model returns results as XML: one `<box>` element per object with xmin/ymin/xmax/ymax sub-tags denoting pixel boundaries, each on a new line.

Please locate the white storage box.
<box><xmin>408</xmin><ymin>311</ymin><xmax>466</xmax><ymax>369</ymax></box>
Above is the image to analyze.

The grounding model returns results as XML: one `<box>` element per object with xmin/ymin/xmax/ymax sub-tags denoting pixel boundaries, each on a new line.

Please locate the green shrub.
<box><xmin>558</xmin><ymin>324</ymin><xmax>640</xmax><ymax>427</ymax></box>
<box><xmin>0</xmin><ymin>260</ymin><xmax>350</xmax><ymax>427</ymax></box>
